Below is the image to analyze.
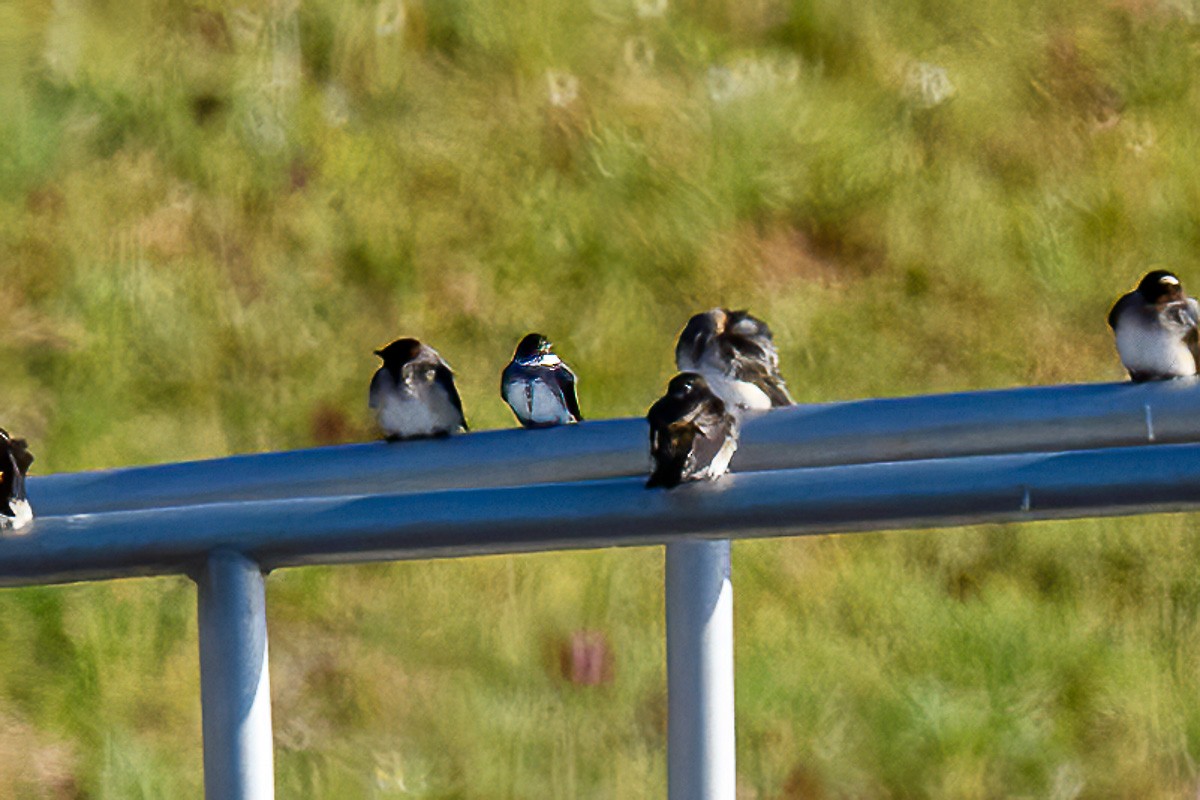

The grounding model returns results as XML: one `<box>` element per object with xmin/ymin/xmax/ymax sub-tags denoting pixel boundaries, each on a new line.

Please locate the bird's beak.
<box><xmin>373</xmin><ymin>350</ymin><xmax>383</xmax><ymax>357</ymax></box>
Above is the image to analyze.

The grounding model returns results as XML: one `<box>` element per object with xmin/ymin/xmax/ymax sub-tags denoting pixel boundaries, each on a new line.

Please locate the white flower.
<box><xmin>707</xmin><ymin>66</ymin><xmax>740</xmax><ymax>104</ymax></box>
<box><xmin>707</xmin><ymin>54</ymin><xmax>801</xmax><ymax>103</ymax></box>
<box><xmin>546</xmin><ymin>70</ymin><xmax>580</xmax><ymax>107</ymax></box>
<box><xmin>905</xmin><ymin>62</ymin><xmax>955</xmax><ymax>108</ymax></box>
<box><xmin>634</xmin><ymin>0</ymin><xmax>668</xmax><ymax>18</ymax></box>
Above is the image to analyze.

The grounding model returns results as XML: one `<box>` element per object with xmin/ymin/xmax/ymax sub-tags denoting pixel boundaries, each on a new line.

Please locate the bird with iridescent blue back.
<box><xmin>501</xmin><ymin>333</ymin><xmax>583</xmax><ymax>428</ymax></box>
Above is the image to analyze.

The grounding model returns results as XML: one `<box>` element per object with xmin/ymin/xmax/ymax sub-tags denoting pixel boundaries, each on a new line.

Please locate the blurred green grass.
<box><xmin>4</xmin><ymin>0</ymin><xmax>1200</xmax><ymax>795</ymax></box>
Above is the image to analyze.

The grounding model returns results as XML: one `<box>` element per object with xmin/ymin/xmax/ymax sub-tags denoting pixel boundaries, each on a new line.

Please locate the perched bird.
<box><xmin>1109</xmin><ymin>270</ymin><xmax>1200</xmax><ymax>382</ymax></box>
<box><xmin>501</xmin><ymin>333</ymin><xmax>583</xmax><ymax>428</ymax></box>
<box><xmin>646</xmin><ymin>372</ymin><xmax>739</xmax><ymax>489</ymax></box>
<box><xmin>0</xmin><ymin>429</ymin><xmax>34</xmax><ymax>531</ymax></box>
<box><xmin>675</xmin><ymin>308</ymin><xmax>792</xmax><ymax>412</ymax></box>
<box><xmin>369</xmin><ymin>338</ymin><xmax>467</xmax><ymax>440</ymax></box>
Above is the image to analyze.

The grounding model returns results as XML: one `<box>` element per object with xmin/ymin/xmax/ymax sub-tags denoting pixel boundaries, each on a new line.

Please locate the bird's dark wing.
<box><xmin>9</xmin><ymin>439</ymin><xmax>32</xmax><ymax>474</ymax></box>
<box><xmin>7</xmin><ymin>457</ymin><xmax>27</xmax><ymax>503</ymax></box>
<box><xmin>727</xmin><ymin>312</ymin><xmax>777</xmax><ymax>360</ymax></box>
<box><xmin>675</xmin><ymin>313</ymin><xmax>716</xmax><ymax>370</ymax></box>
<box><xmin>434</xmin><ymin>364</ymin><xmax>468</xmax><ymax>431</ymax></box>
<box><xmin>740</xmin><ymin>360</ymin><xmax>793</xmax><ymax>406</ymax></box>
<box><xmin>368</xmin><ymin>367</ymin><xmax>392</xmax><ymax>409</ymax></box>
<box><xmin>558</xmin><ymin>364</ymin><xmax>584</xmax><ymax>422</ymax></box>
<box><xmin>717</xmin><ymin>318</ymin><xmax>792</xmax><ymax>406</ymax></box>
<box><xmin>647</xmin><ymin>420</ymin><xmax>695</xmax><ymax>488</ymax></box>
<box><xmin>647</xmin><ymin>397</ymin><xmax>694</xmax><ymax>488</ymax></box>
<box><xmin>500</xmin><ymin>362</ymin><xmax>518</xmax><ymax>403</ymax></box>
<box><xmin>726</xmin><ymin>349</ymin><xmax>794</xmax><ymax>407</ymax></box>
<box><xmin>0</xmin><ymin>443</ymin><xmax>24</xmax><ymax>510</ymax></box>
<box><xmin>759</xmin><ymin>374</ymin><xmax>793</xmax><ymax>407</ymax></box>
<box><xmin>1108</xmin><ymin>292</ymin><xmax>1139</xmax><ymax>331</ymax></box>
<box><xmin>721</xmin><ymin>332</ymin><xmax>769</xmax><ymax>366</ymax></box>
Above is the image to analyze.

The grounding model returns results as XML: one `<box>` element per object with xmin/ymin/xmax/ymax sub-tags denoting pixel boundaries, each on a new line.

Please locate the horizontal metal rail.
<box><xmin>6</xmin><ymin>442</ymin><xmax>1200</xmax><ymax>588</ymax></box>
<box><xmin>26</xmin><ymin>380</ymin><xmax>1200</xmax><ymax>516</ymax></box>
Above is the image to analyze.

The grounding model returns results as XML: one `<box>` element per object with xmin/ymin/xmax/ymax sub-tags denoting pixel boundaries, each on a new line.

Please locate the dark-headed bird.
<box><xmin>501</xmin><ymin>333</ymin><xmax>583</xmax><ymax>428</ymax></box>
<box><xmin>646</xmin><ymin>372</ymin><xmax>739</xmax><ymax>489</ymax></box>
<box><xmin>1109</xmin><ymin>270</ymin><xmax>1200</xmax><ymax>382</ymax></box>
<box><xmin>675</xmin><ymin>308</ymin><xmax>792</xmax><ymax>412</ymax></box>
<box><xmin>0</xmin><ymin>429</ymin><xmax>34</xmax><ymax>531</ymax></box>
<box><xmin>370</xmin><ymin>338</ymin><xmax>467</xmax><ymax>440</ymax></box>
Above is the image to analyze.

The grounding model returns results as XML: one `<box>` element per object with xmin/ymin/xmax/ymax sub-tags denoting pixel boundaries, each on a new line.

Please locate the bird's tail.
<box><xmin>645</xmin><ymin>471</ymin><xmax>680</xmax><ymax>489</ymax></box>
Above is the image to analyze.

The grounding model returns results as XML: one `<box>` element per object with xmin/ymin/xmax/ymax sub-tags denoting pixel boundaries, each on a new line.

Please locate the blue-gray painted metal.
<box><xmin>7</xmin><ymin>442</ymin><xmax>1200</xmax><ymax>588</ymax></box>
<box><xmin>197</xmin><ymin>550</ymin><xmax>275</xmax><ymax>800</ymax></box>
<box><xmin>666</xmin><ymin>540</ymin><xmax>735</xmax><ymax>800</ymax></box>
<box><xmin>26</xmin><ymin>379</ymin><xmax>1200</xmax><ymax>516</ymax></box>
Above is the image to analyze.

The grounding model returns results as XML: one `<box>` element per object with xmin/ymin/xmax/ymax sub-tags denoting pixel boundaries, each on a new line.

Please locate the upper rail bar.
<box><xmin>25</xmin><ymin>380</ymin><xmax>1200</xmax><ymax>516</ymax></box>
<box><xmin>7</xmin><ymin>442</ymin><xmax>1200</xmax><ymax>588</ymax></box>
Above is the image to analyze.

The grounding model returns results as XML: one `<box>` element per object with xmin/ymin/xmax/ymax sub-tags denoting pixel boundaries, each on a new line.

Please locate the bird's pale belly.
<box><xmin>377</xmin><ymin>390</ymin><xmax>457</xmax><ymax>437</ymax></box>
<box><xmin>702</xmin><ymin>372</ymin><xmax>772</xmax><ymax>412</ymax></box>
<box><xmin>1116</xmin><ymin>326</ymin><xmax>1196</xmax><ymax>377</ymax></box>
<box><xmin>528</xmin><ymin>380</ymin><xmax>570</xmax><ymax>424</ymax></box>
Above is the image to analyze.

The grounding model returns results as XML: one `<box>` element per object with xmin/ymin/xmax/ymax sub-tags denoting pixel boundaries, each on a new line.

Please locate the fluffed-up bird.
<box><xmin>501</xmin><ymin>333</ymin><xmax>583</xmax><ymax>428</ymax></box>
<box><xmin>370</xmin><ymin>338</ymin><xmax>467</xmax><ymax>440</ymax></box>
<box><xmin>0</xmin><ymin>429</ymin><xmax>34</xmax><ymax>531</ymax></box>
<box><xmin>675</xmin><ymin>308</ymin><xmax>792</xmax><ymax>412</ymax></box>
<box><xmin>1109</xmin><ymin>270</ymin><xmax>1200</xmax><ymax>382</ymax></box>
<box><xmin>646</xmin><ymin>372</ymin><xmax>739</xmax><ymax>489</ymax></box>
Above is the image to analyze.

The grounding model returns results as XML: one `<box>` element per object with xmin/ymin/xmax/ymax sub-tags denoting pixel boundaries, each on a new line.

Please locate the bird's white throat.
<box><xmin>518</xmin><ymin>354</ymin><xmax>562</xmax><ymax>368</ymax></box>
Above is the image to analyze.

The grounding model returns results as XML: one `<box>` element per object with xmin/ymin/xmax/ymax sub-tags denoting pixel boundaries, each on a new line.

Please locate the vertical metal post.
<box><xmin>197</xmin><ymin>550</ymin><xmax>275</xmax><ymax>800</ymax></box>
<box><xmin>665</xmin><ymin>539</ymin><xmax>736</xmax><ymax>800</ymax></box>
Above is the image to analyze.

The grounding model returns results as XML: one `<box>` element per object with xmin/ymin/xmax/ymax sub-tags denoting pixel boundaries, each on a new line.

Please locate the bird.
<box><xmin>501</xmin><ymin>333</ymin><xmax>583</xmax><ymax>428</ymax></box>
<box><xmin>0</xmin><ymin>429</ymin><xmax>34</xmax><ymax>531</ymax></box>
<box><xmin>369</xmin><ymin>338</ymin><xmax>468</xmax><ymax>440</ymax></box>
<box><xmin>674</xmin><ymin>308</ymin><xmax>792</xmax><ymax>413</ymax></box>
<box><xmin>646</xmin><ymin>372</ymin><xmax>739</xmax><ymax>489</ymax></box>
<box><xmin>1108</xmin><ymin>270</ymin><xmax>1200</xmax><ymax>382</ymax></box>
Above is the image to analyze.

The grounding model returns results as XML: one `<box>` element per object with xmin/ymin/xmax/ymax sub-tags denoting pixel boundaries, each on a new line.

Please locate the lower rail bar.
<box><xmin>666</xmin><ymin>540</ymin><xmax>736</xmax><ymax>800</ymax></box>
<box><xmin>197</xmin><ymin>550</ymin><xmax>275</xmax><ymax>800</ymax></box>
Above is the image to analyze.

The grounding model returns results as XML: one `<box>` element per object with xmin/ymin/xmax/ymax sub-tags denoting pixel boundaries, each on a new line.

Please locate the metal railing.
<box><xmin>7</xmin><ymin>379</ymin><xmax>1200</xmax><ymax>799</ymax></box>
<box><xmin>29</xmin><ymin>378</ymin><xmax>1200</xmax><ymax>515</ymax></box>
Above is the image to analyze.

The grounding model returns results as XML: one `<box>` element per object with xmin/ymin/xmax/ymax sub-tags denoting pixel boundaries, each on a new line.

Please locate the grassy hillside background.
<box><xmin>3</xmin><ymin>0</ymin><xmax>1200</xmax><ymax>796</ymax></box>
